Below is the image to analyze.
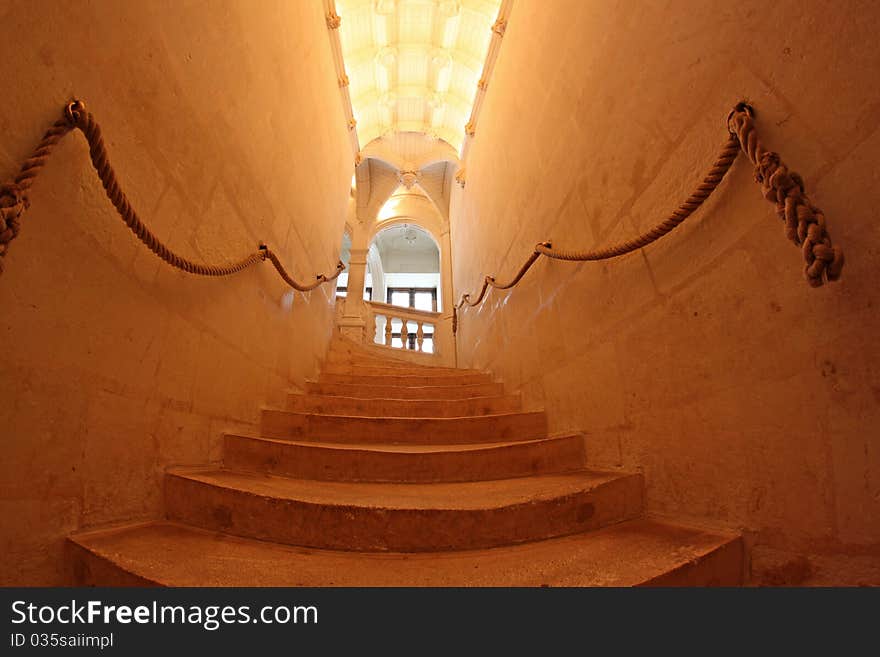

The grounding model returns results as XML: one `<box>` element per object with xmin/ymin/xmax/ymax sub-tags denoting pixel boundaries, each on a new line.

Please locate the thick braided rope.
<box><xmin>0</xmin><ymin>117</ymin><xmax>73</xmax><ymax>273</ymax></box>
<box><xmin>536</xmin><ymin>134</ymin><xmax>740</xmax><ymax>262</ymax></box>
<box><xmin>456</xmin><ymin>127</ymin><xmax>741</xmax><ymax>310</ymax></box>
<box><xmin>455</xmin><ymin>103</ymin><xmax>846</xmax><ymax>313</ymax></box>
<box><xmin>0</xmin><ymin>100</ymin><xmax>344</xmax><ymax>289</ymax></box>
<box><xmin>728</xmin><ymin>104</ymin><xmax>843</xmax><ymax>286</ymax></box>
<box><xmin>262</xmin><ymin>246</ymin><xmax>345</xmax><ymax>292</ymax></box>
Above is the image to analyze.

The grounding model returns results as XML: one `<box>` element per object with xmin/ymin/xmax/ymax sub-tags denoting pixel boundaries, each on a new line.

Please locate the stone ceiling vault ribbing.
<box><xmin>324</xmin><ymin>0</ymin><xmax>511</xmax><ymax>225</ymax></box>
<box><xmin>334</xmin><ymin>0</ymin><xmax>503</xmax><ymax>152</ymax></box>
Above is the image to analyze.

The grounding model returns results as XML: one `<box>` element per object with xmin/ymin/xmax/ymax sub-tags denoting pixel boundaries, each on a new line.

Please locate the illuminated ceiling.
<box><xmin>334</xmin><ymin>0</ymin><xmax>504</xmax><ymax>154</ymax></box>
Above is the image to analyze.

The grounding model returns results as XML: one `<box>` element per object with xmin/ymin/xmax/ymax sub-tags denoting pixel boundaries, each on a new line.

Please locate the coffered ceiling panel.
<box><xmin>335</xmin><ymin>0</ymin><xmax>503</xmax><ymax>153</ymax></box>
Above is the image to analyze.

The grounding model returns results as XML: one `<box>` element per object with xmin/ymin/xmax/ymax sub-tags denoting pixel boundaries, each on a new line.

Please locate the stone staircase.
<box><xmin>68</xmin><ymin>336</ymin><xmax>743</xmax><ymax>586</ymax></box>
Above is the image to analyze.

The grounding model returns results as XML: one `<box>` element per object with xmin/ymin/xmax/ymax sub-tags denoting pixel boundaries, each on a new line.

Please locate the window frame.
<box><xmin>386</xmin><ymin>286</ymin><xmax>438</xmax><ymax>312</ymax></box>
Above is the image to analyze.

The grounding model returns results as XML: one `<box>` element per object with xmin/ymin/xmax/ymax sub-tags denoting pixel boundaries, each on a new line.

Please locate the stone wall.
<box><xmin>451</xmin><ymin>0</ymin><xmax>880</xmax><ymax>581</ymax></box>
<box><xmin>0</xmin><ymin>0</ymin><xmax>352</xmax><ymax>583</ymax></box>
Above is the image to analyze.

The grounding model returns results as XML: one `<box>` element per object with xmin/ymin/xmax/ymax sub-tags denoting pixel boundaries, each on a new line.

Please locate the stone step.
<box><xmin>318</xmin><ymin>372</ymin><xmax>493</xmax><ymax>386</ymax></box>
<box><xmin>259</xmin><ymin>409</ymin><xmax>548</xmax><ymax>444</ymax></box>
<box><xmin>287</xmin><ymin>392</ymin><xmax>522</xmax><ymax>417</ymax></box>
<box><xmin>222</xmin><ymin>434</ymin><xmax>586</xmax><ymax>483</ymax></box>
<box><xmin>325</xmin><ymin>351</ymin><xmax>449</xmax><ymax>369</ymax></box>
<box><xmin>322</xmin><ymin>362</ymin><xmax>483</xmax><ymax>377</ymax></box>
<box><xmin>68</xmin><ymin>519</ymin><xmax>743</xmax><ymax>586</ymax></box>
<box><xmin>305</xmin><ymin>380</ymin><xmax>505</xmax><ymax>399</ymax></box>
<box><xmin>325</xmin><ymin>351</ymin><xmax>421</xmax><ymax>368</ymax></box>
<box><xmin>164</xmin><ymin>467</ymin><xmax>644</xmax><ymax>551</ymax></box>
<box><xmin>328</xmin><ymin>336</ymin><xmax>450</xmax><ymax>367</ymax></box>
<box><xmin>326</xmin><ymin>348</ymin><xmax>438</xmax><ymax>368</ymax></box>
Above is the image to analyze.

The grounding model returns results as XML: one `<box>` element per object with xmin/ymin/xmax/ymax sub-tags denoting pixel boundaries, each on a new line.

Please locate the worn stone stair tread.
<box><xmin>307</xmin><ymin>381</ymin><xmax>498</xmax><ymax>391</ymax></box>
<box><xmin>263</xmin><ymin>408</ymin><xmax>538</xmax><ymax>422</ymax></box>
<box><xmin>316</xmin><ymin>375</ymin><xmax>495</xmax><ymax>388</ymax></box>
<box><xmin>318</xmin><ymin>373</ymin><xmax>493</xmax><ymax>386</ymax></box>
<box><xmin>305</xmin><ymin>381</ymin><xmax>505</xmax><ymax>400</ymax></box>
<box><xmin>166</xmin><ymin>466</ymin><xmax>632</xmax><ymax>510</ymax></box>
<box><xmin>226</xmin><ymin>434</ymin><xmax>574</xmax><ymax>454</ymax></box>
<box><xmin>285</xmin><ymin>392</ymin><xmax>523</xmax><ymax>418</ymax></box>
<box><xmin>68</xmin><ymin>519</ymin><xmax>743</xmax><ymax>587</ymax></box>
<box><xmin>222</xmin><ymin>433</ymin><xmax>586</xmax><ymax>483</ymax></box>
<box><xmin>325</xmin><ymin>354</ymin><xmax>456</xmax><ymax>370</ymax></box>
<box><xmin>323</xmin><ymin>364</ymin><xmax>486</xmax><ymax>376</ymax></box>
<box><xmin>289</xmin><ymin>392</ymin><xmax>516</xmax><ymax>404</ymax></box>
<box><xmin>326</xmin><ymin>342</ymin><xmax>450</xmax><ymax>368</ymax></box>
<box><xmin>259</xmin><ymin>407</ymin><xmax>547</xmax><ymax>444</ymax></box>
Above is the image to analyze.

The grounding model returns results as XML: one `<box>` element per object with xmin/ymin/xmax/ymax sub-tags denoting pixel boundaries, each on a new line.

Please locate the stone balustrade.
<box><xmin>366</xmin><ymin>301</ymin><xmax>443</xmax><ymax>355</ymax></box>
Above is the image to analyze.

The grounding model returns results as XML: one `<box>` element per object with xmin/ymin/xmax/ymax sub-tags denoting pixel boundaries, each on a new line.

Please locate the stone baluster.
<box><xmin>403</xmin><ymin>320</ymin><xmax>416</xmax><ymax>349</ymax></box>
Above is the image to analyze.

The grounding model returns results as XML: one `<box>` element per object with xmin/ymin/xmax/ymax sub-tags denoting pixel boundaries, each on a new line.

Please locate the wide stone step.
<box><xmin>322</xmin><ymin>362</ymin><xmax>484</xmax><ymax>377</ymax></box>
<box><xmin>223</xmin><ymin>434</ymin><xmax>586</xmax><ymax>483</ymax></box>
<box><xmin>164</xmin><ymin>467</ymin><xmax>644</xmax><ymax>551</ymax></box>
<box><xmin>305</xmin><ymin>380</ymin><xmax>504</xmax><ymax>399</ymax></box>
<box><xmin>259</xmin><ymin>409</ymin><xmax>548</xmax><ymax>444</ymax></box>
<box><xmin>326</xmin><ymin>349</ymin><xmax>440</xmax><ymax>369</ymax></box>
<box><xmin>287</xmin><ymin>392</ymin><xmax>522</xmax><ymax>417</ymax></box>
<box><xmin>67</xmin><ymin>519</ymin><xmax>743</xmax><ymax>586</ymax></box>
<box><xmin>318</xmin><ymin>372</ymin><xmax>492</xmax><ymax>386</ymax></box>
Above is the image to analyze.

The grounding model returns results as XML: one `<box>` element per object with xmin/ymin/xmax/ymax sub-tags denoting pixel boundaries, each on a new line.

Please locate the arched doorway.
<box><xmin>368</xmin><ymin>223</ymin><xmax>440</xmax><ymax>351</ymax></box>
<box><xmin>338</xmin><ymin>152</ymin><xmax>458</xmax><ymax>363</ymax></box>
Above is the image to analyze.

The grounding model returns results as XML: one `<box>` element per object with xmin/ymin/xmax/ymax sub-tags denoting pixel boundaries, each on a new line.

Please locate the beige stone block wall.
<box><xmin>452</xmin><ymin>0</ymin><xmax>880</xmax><ymax>573</ymax></box>
<box><xmin>0</xmin><ymin>1</ymin><xmax>352</xmax><ymax>583</ymax></box>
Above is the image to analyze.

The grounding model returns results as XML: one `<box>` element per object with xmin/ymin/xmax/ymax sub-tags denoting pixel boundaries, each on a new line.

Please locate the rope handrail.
<box><xmin>0</xmin><ymin>100</ymin><xmax>345</xmax><ymax>290</ymax></box>
<box><xmin>454</xmin><ymin>103</ymin><xmax>845</xmax><ymax>324</ymax></box>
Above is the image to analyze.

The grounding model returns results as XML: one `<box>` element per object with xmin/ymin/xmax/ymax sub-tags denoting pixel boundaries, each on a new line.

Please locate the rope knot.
<box><xmin>754</xmin><ymin>151</ymin><xmax>780</xmax><ymax>185</ymax></box>
<box><xmin>0</xmin><ymin>182</ymin><xmax>28</xmax><ymax>245</ymax></box>
<box><xmin>0</xmin><ymin>181</ymin><xmax>26</xmax><ymax>210</ymax></box>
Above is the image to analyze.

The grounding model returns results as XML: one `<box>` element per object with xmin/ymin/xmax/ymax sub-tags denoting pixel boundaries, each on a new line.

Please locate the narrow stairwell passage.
<box><xmin>68</xmin><ymin>336</ymin><xmax>743</xmax><ymax>586</ymax></box>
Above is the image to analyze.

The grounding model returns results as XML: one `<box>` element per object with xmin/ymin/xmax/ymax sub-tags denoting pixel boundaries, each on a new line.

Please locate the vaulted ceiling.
<box><xmin>355</xmin><ymin>132</ymin><xmax>457</xmax><ymax>222</ymax></box>
<box><xmin>335</xmin><ymin>0</ymin><xmax>502</xmax><ymax>153</ymax></box>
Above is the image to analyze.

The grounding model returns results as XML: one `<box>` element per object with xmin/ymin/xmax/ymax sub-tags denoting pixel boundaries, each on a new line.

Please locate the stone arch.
<box><xmin>368</xmin><ymin>222</ymin><xmax>442</xmax><ymax>311</ymax></box>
